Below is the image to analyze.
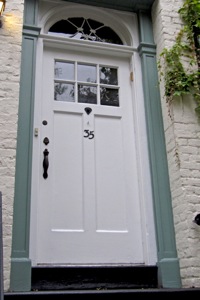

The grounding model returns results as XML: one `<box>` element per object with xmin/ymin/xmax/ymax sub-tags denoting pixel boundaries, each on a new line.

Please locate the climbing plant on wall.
<box><xmin>158</xmin><ymin>0</ymin><xmax>200</xmax><ymax>116</ymax></box>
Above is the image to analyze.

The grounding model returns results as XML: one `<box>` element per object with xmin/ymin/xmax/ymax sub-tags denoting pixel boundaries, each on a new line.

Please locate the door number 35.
<box><xmin>84</xmin><ymin>130</ymin><xmax>94</xmax><ymax>140</ymax></box>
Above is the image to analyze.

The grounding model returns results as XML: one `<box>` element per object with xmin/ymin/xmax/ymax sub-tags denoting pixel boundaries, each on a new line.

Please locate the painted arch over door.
<box><xmin>10</xmin><ymin>0</ymin><xmax>181</xmax><ymax>292</ymax></box>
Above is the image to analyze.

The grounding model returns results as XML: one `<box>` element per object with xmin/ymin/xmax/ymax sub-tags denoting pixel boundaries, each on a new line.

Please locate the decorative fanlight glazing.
<box><xmin>49</xmin><ymin>17</ymin><xmax>123</xmax><ymax>45</ymax></box>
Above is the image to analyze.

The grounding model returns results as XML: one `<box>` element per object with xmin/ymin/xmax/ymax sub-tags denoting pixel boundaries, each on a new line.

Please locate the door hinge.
<box><xmin>130</xmin><ymin>72</ymin><xmax>134</xmax><ymax>82</ymax></box>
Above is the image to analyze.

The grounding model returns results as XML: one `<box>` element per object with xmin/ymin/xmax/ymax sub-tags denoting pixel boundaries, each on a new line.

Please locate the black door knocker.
<box><xmin>85</xmin><ymin>107</ymin><xmax>92</xmax><ymax>115</ymax></box>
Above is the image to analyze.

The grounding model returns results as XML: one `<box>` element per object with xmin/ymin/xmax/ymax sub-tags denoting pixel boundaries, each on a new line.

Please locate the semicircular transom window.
<box><xmin>48</xmin><ymin>18</ymin><xmax>123</xmax><ymax>45</ymax></box>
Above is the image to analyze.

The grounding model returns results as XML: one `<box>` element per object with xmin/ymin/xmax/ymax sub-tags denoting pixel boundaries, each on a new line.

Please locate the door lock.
<box><xmin>43</xmin><ymin>137</ymin><xmax>49</xmax><ymax>145</ymax></box>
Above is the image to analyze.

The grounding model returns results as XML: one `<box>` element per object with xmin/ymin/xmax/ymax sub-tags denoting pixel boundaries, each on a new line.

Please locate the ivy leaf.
<box><xmin>173</xmin><ymin>91</ymin><xmax>182</xmax><ymax>96</ymax></box>
<box><xmin>159</xmin><ymin>0</ymin><xmax>200</xmax><ymax>118</ymax></box>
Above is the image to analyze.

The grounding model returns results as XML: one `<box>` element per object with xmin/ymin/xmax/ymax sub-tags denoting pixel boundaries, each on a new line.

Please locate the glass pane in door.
<box><xmin>54</xmin><ymin>82</ymin><xmax>75</xmax><ymax>102</ymax></box>
<box><xmin>78</xmin><ymin>85</ymin><xmax>97</xmax><ymax>104</ymax></box>
<box><xmin>100</xmin><ymin>67</ymin><xmax>118</xmax><ymax>85</ymax></box>
<box><xmin>100</xmin><ymin>87</ymin><xmax>119</xmax><ymax>106</ymax></box>
<box><xmin>54</xmin><ymin>61</ymin><xmax>75</xmax><ymax>80</ymax></box>
<box><xmin>78</xmin><ymin>63</ymin><xmax>97</xmax><ymax>83</ymax></box>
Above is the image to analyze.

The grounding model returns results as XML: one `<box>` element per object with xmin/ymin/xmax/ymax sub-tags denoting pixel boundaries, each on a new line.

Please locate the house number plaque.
<box><xmin>84</xmin><ymin>130</ymin><xmax>94</xmax><ymax>140</ymax></box>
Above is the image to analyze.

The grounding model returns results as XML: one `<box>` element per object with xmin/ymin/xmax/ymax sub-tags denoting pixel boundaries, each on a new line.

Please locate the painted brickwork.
<box><xmin>152</xmin><ymin>0</ymin><xmax>200</xmax><ymax>288</ymax></box>
<box><xmin>0</xmin><ymin>0</ymin><xmax>200</xmax><ymax>291</ymax></box>
<box><xmin>0</xmin><ymin>0</ymin><xmax>24</xmax><ymax>291</ymax></box>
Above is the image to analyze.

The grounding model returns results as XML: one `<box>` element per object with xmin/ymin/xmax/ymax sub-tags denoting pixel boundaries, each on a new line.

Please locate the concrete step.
<box><xmin>4</xmin><ymin>288</ymin><xmax>200</xmax><ymax>299</ymax></box>
<box><xmin>31</xmin><ymin>266</ymin><xmax>158</xmax><ymax>290</ymax></box>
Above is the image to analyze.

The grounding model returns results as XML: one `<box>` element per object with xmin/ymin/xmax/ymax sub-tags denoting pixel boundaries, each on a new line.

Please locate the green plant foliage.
<box><xmin>158</xmin><ymin>0</ymin><xmax>200</xmax><ymax>115</ymax></box>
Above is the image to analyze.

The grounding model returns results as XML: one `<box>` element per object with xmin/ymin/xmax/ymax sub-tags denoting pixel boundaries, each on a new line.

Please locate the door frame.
<box><xmin>10</xmin><ymin>0</ymin><xmax>181</xmax><ymax>291</ymax></box>
<box><xmin>30</xmin><ymin>33</ymin><xmax>155</xmax><ymax>266</ymax></box>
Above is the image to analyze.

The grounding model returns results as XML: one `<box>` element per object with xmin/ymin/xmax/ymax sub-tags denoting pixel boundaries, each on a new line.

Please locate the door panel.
<box><xmin>53</xmin><ymin>112</ymin><xmax>84</xmax><ymax>231</ymax></box>
<box><xmin>95</xmin><ymin>116</ymin><xmax>127</xmax><ymax>231</ymax></box>
<box><xmin>34</xmin><ymin>48</ymin><xmax>144</xmax><ymax>264</ymax></box>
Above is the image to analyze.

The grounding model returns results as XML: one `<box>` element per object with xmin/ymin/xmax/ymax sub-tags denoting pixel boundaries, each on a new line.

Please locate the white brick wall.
<box><xmin>0</xmin><ymin>0</ymin><xmax>24</xmax><ymax>291</ymax></box>
<box><xmin>152</xmin><ymin>0</ymin><xmax>200</xmax><ymax>288</ymax></box>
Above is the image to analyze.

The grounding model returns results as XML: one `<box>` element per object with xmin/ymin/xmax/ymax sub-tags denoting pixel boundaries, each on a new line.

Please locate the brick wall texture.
<box><xmin>0</xmin><ymin>0</ymin><xmax>200</xmax><ymax>291</ymax></box>
<box><xmin>0</xmin><ymin>0</ymin><xmax>24</xmax><ymax>291</ymax></box>
<box><xmin>152</xmin><ymin>0</ymin><xmax>200</xmax><ymax>288</ymax></box>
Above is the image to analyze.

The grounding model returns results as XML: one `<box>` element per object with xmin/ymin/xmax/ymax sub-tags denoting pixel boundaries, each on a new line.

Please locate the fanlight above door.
<box><xmin>48</xmin><ymin>17</ymin><xmax>123</xmax><ymax>45</ymax></box>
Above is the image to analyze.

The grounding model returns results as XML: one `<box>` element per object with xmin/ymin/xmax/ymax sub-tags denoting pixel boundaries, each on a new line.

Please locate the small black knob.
<box><xmin>194</xmin><ymin>214</ymin><xmax>200</xmax><ymax>226</ymax></box>
<box><xmin>43</xmin><ymin>137</ymin><xmax>49</xmax><ymax>145</ymax></box>
<box><xmin>42</xmin><ymin>120</ymin><xmax>48</xmax><ymax>125</ymax></box>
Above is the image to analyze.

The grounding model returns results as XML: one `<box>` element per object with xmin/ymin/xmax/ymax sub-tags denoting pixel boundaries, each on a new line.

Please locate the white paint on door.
<box><xmin>30</xmin><ymin>4</ymin><xmax>157</xmax><ymax>267</ymax></box>
<box><xmin>32</xmin><ymin>48</ymin><xmax>144</xmax><ymax>264</ymax></box>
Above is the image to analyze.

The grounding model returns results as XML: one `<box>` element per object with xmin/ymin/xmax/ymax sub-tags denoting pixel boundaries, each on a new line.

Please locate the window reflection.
<box><xmin>78</xmin><ymin>64</ymin><xmax>97</xmax><ymax>83</ymax></box>
<box><xmin>54</xmin><ymin>61</ymin><xmax>75</xmax><ymax>80</ymax></box>
<box><xmin>78</xmin><ymin>85</ymin><xmax>97</xmax><ymax>104</ymax></box>
<box><xmin>100</xmin><ymin>87</ymin><xmax>119</xmax><ymax>107</ymax></box>
<box><xmin>54</xmin><ymin>61</ymin><xmax>120</xmax><ymax>106</ymax></box>
<box><xmin>100</xmin><ymin>67</ymin><xmax>118</xmax><ymax>85</ymax></box>
<box><xmin>54</xmin><ymin>83</ymin><xmax>75</xmax><ymax>102</ymax></box>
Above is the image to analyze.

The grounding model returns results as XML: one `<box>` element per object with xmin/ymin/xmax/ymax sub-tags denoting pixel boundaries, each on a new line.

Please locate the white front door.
<box><xmin>32</xmin><ymin>45</ymin><xmax>145</xmax><ymax>265</ymax></box>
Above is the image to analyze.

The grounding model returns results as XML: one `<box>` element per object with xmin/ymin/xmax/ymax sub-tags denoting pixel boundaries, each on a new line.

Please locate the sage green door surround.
<box><xmin>10</xmin><ymin>0</ymin><xmax>182</xmax><ymax>291</ymax></box>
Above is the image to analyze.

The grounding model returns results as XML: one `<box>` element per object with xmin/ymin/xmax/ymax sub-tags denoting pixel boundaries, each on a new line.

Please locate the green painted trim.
<box><xmin>158</xmin><ymin>258</ymin><xmax>181</xmax><ymax>288</ymax></box>
<box><xmin>24</xmin><ymin>0</ymin><xmax>38</xmax><ymax>25</ymax></box>
<box><xmin>10</xmin><ymin>259</ymin><xmax>31</xmax><ymax>292</ymax></box>
<box><xmin>10</xmin><ymin>0</ymin><xmax>40</xmax><ymax>292</ymax></box>
<box><xmin>138</xmin><ymin>43</ymin><xmax>156</xmax><ymax>55</ymax></box>
<box><xmin>62</xmin><ymin>0</ymin><xmax>155</xmax><ymax>12</ymax></box>
<box><xmin>23</xmin><ymin>25</ymin><xmax>41</xmax><ymax>37</ymax></box>
<box><xmin>138</xmin><ymin>11</ymin><xmax>182</xmax><ymax>288</ymax></box>
<box><xmin>138</xmin><ymin>11</ymin><xmax>154</xmax><ymax>43</ymax></box>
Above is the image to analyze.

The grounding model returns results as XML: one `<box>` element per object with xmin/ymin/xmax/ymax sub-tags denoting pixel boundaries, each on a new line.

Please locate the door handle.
<box><xmin>43</xmin><ymin>149</ymin><xmax>49</xmax><ymax>179</ymax></box>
